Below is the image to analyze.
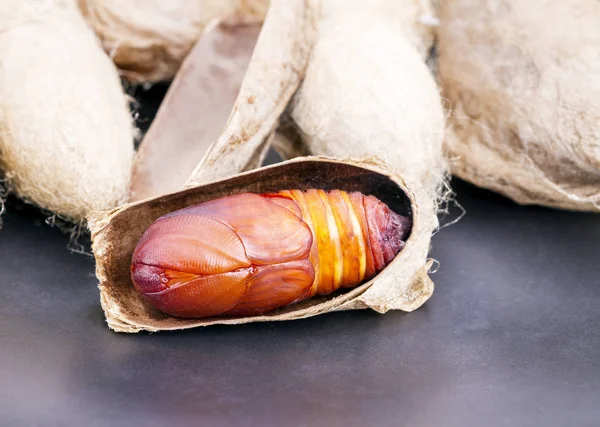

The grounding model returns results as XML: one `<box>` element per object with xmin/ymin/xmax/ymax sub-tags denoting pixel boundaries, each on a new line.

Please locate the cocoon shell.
<box><xmin>91</xmin><ymin>158</ymin><xmax>424</xmax><ymax>332</ymax></box>
<box><xmin>437</xmin><ymin>0</ymin><xmax>600</xmax><ymax>211</ymax></box>
<box><xmin>89</xmin><ymin>0</ymin><xmax>445</xmax><ymax>332</ymax></box>
<box><xmin>77</xmin><ymin>0</ymin><xmax>269</xmax><ymax>83</ymax></box>
<box><xmin>0</xmin><ymin>0</ymin><xmax>134</xmax><ymax>223</ymax></box>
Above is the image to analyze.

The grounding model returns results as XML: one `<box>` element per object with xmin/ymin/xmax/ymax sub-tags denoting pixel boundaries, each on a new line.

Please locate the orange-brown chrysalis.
<box><xmin>131</xmin><ymin>190</ymin><xmax>411</xmax><ymax>318</ymax></box>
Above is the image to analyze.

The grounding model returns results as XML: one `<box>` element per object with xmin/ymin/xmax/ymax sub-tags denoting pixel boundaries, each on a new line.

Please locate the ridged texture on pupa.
<box><xmin>77</xmin><ymin>0</ymin><xmax>269</xmax><ymax>83</ymax></box>
<box><xmin>437</xmin><ymin>0</ymin><xmax>600</xmax><ymax>211</ymax></box>
<box><xmin>290</xmin><ymin>0</ymin><xmax>446</xmax><ymax>313</ymax></box>
<box><xmin>0</xmin><ymin>0</ymin><xmax>134</xmax><ymax>224</ymax></box>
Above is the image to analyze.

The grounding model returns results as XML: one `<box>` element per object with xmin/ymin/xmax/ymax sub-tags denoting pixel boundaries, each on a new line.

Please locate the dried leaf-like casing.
<box><xmin>437</xmin><ymin>0</ymin><xmax>600</xmax><ymax>211</ymax></box>
<box><xmin>132</xmin><ymin>0</ymin><xmax>313</xmax><ymax>200</ymax></box>
<box><xmin>185</xmin><ymin>0</ymin><xmax>317</xmax><ymax>187</ymax></box>
<box><xmin>90</xmin><ymin>157</ymin><xmax>432</xmax><ymax>332</ymax></box>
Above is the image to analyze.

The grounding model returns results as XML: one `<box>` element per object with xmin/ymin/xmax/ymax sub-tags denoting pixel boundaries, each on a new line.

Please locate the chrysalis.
<box><xmin>131</xmin><ymin>190</ymin><xmax>411</xmax><ymax>318</ymax></box>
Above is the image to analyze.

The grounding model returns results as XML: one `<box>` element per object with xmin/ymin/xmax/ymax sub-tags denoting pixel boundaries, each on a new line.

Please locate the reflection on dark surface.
<box><xmin>1</xmin><ymin>178</ymin><xmax>599</xmax><ymax>426</ymax></box>
<box><xmin>1</xmin><ymin>77</ymin><xmax>599</xmax><ymax>427</ymax></box>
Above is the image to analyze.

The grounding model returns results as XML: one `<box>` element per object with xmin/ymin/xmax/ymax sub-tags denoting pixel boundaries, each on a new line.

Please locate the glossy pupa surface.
<box><xmin>131</xmin><ymin>190</ymin><xmax>411</xmax><ymax>318</ymax></box>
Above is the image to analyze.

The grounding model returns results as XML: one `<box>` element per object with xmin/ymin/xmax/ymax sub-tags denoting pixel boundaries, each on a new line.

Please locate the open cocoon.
<box><xmin>0</xmin><ymin>0</ymin><xmax>134</xmax><ymax>224</ymax></box>
<box><xmin>89</xmin><ymin>0</ymin><xmax>446</xmax><ymax>332</ymax></box>
<box><xmin>437</xmin><ymin>0</ymin><xmax>600</xmax><ymax>211</ymax></box>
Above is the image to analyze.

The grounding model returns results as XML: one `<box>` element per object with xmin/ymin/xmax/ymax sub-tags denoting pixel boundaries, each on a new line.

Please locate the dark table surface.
<box><xmin>1</xmin><ymin>178</ymin><xmax>599</xmax><ymax>427</ymax></box>
<box><xmin>2</xmin><ymin>84</ymin><xmax>600</xmax><ymax>426</ymax></box>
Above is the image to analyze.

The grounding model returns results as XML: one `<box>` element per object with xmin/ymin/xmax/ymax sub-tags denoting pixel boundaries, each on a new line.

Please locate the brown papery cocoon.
<box><xmin>0</xmin><ymin>0</ymin><xmax>134</xmax><ymax>224</ymax></box>
<box><xmin>92</xmin><ymin>159</ymin><xmax>422</xmax><ymax>332</ymax></box>
<box><xmin>90</xmin><ymin>0</ymin><xmax>445</xmax><ymax>332</ymax></box>
<box><xmin>130</xmin><ymin>19</ymin><xmax>262</xmax><ymax>201</ymax></box>
<box><xmin>437</xmin><ymin>0</ymin><xmax>600</xmax><ymax>211</ymax></box>
<box><xmin>77</xmin><ymin>0</ymin><xmax>269</xmax><ymax>83</ymax></box>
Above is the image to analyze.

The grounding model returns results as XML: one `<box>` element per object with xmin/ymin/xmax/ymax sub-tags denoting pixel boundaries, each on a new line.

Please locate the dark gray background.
<box><xmin>0</xmin><ymin>85</ymin><xmax>599</xmax><ymax>427</ymax></box>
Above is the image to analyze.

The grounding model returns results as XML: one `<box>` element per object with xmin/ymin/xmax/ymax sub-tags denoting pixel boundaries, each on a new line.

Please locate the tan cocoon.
<box><xmin>438</xmin><ymin>0</ymin><xmax>600</xmax><ymax>211</ymax></box>
<box><xmin>0</xmin><ymin>0</ymin><xmax>134</xmax><ymax>223</ymax></box>
<box><xmin>77</xmin><ymin>0</ymin><xmax>269</xmax><ymax>83</ymax></box>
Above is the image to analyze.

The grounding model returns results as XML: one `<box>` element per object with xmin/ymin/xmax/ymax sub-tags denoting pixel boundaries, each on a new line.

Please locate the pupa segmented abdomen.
<box><xmin>131</xmin><ymin>190</ymin><xmax>411</xmax><ymax>318</ymax></box>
